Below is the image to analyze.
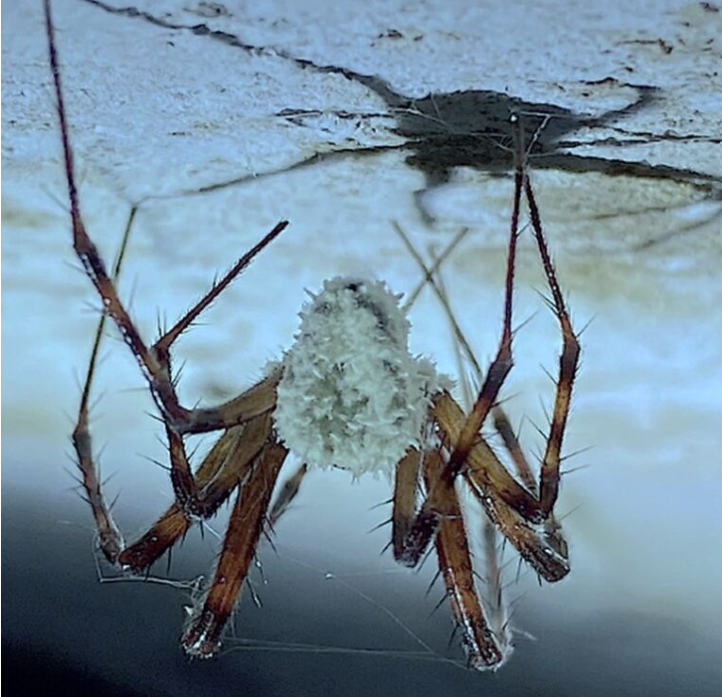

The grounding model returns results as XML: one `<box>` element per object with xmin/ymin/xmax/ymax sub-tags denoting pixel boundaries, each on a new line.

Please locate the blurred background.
<box><xmin>3</xmin><ymin>0</ymin><xmax>722</xmax><ymax>695</ymax></box>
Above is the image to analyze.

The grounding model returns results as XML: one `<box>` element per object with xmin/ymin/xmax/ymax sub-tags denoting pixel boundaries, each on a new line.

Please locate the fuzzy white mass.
<box><xmin>274</xmin><ymin>277</ymin><xmax>446</xmax><ymax>475</ymax></box>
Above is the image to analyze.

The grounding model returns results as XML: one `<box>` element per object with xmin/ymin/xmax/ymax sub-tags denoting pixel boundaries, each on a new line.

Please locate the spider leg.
<box><xmin>491</xmin><ymin>401</ymin><xmax>569</xmax><ymax>568</ymax></box>
<box><xmin>119</xmin><ymin>414</ymin><xmax>273</xmax><ymax>572</ymax></box>
<box><xmin>392</xmin><ymin>151</ymin><xmax>538</xmax><ymax>567</ymax></box>
<box><xmin>44</xmin><ymin>0</ymin><xmax>287</xmax><ymax>515</ymax></box>
<box><xmin>433</xmin><ymin>394</ymin><xmax>540</xmax><ymax>520</ymax></box>
<box><xmin>267</xmin><ymin>462</ymin><xmax>309</xmax><ymax>529</ymax></box>
<box><xmin>397</xmin><ymin>220</ymin><xmax>541</xmax><ymax>497</ymax></box>
<box><xmin>72</xmin><ymin>205</ymin><xmax>137</xmax><ymax>565</ymax></box>
<box><xmin>437</xmin><ymin>394</ymin><xmax>569</xmax><ymax>581</ymax></box>
<box><xmin>162</xmin><ymin>371</ymin><xmax>279</xmax><ymax>516</ymax></box>
<box><xmin>419</xmin><ymin>135</ymin><xmax>571</xmax><ymax>569</ymax></box>
<box><xmin>392</xmin><ymin>447</ymin><xmax>423</xmax><ymax>560</ymax></box>
<box><xmin>65</xmin><ymin>206</ymin><xmax>274</xmax><ymax>570</ymax></box>
<box><xmin>398</xmin><ymin>219</ymin><xmax>549</xmax><ymax>520</ymax></box>
<box><xmin>491</xmin><ymin>409</ymin><xmax>537</xmax><ymax>493</ymax></box>
<box><xmin>523</xmin><ymin>176</ymin><xmax>581</xmax><ymax>517</ymax></box>
<box><xmin>463</xmin><ymin>469</ymin><xmax>569</xmax><ymax>582</ymax></box>
<box><xmin>393</xmin><ymin>400</ymin><xmax>568</xmax><ymax>581</ymax></box>
<box><xmin>182</xmin><ymin>441</ymin><xmax>288</xmax><ymax>658</ymax></box>
<box><xmin>442</xmin><ymin>126</ymin><xmax>524</xmax><ymax>481</ymax></box>
<box><xmin>424</xmin><ymin>450</ymin><xmax>509</xmax><ymax>670</ymax></box>
<box><xmin>393</xmin><ymin>124</ymin><xmax>573</xmax><ymax>582</ymax></box>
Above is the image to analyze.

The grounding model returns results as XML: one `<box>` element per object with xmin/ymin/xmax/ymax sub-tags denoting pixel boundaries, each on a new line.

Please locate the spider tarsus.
<box><xmin>182</xmin><ymin>611</ymin><xmax>223</xmax><ymax>659</ymax></box>
<box><xmin>395</xmin><ymin>508</ymin><xmax>438</xmax><ymax>568</ymax></box>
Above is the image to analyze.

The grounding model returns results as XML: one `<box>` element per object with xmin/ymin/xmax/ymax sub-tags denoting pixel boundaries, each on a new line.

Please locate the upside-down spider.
<box><xmin>44</xmin><ymin>0</ymin><xmax>579</xmax><ymax>671</ymax></box>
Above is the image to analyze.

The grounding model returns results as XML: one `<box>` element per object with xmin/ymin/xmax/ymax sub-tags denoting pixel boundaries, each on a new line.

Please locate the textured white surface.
<box><xmin>3</xmin><ymin>0</ymin><xmax>722</xmax><ymax>659</ymax></box>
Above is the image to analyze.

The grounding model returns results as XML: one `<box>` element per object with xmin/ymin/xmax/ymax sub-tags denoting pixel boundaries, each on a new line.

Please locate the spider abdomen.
<box><xmin>274</xmin><ymin>277</ymin><xmax>443</xmax><ymax>475</ymax></box>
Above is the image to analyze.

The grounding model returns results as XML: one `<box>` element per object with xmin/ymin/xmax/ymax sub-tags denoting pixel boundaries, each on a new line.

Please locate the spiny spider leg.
<box><xmin>424</xmin><ymin>239</ymin><xmax>569</xmax><ymax>575</ymax></box>
<box><xmin>443</xmin><ymin>125</ymin><xmax>522</xmax><ymax>479</ymax></box>
<box><xmin>431</xmin><ymin>262</ymin><xmax>513</xmax><ymax>648</ymax></box>
<box><xmin>120</xmin><ymin>428</ymin><xmax>306</xmax><ymax>576</ymax></box>
<box><xmin>118</xmin><ymin>414</ymin><xmax>272</xmax><ymax>572</ymax></box>
<box><xmin>72</xmin><ymin>205</ymin><xmax>137</xmax><ymax>565</ymax></box>
<box><xmin>394</xmin><ymin>225</ymin><xmax>558</xmax><ymax>583</ymax></box>
<box><xmin>392</xmin><ymin>448</ymin><xmax>422</xmax><ymax>560</ymax></box>
<box><xmin>438</xmin><ymin>395</ymin><xmax>569</xmax><ymax>581</ymax></box>
<box><xmin>159</xmin><ymin>372</ymin><xmax>283</xmax><ymax>516</ymax></box>
<box><xmin>428</xmin><ymin>122</ymin><xmax>580</xmax><ymax>564</ymax></box>
<box><xmin>491</xmin><ymin>409</ymin><xmax>537</xmax><ymax>493</ymax></box>
<box><xmin>391</xmin><ymin>410</ymin><xmax>562</xmax><ymax>578</ymax></box>
<box><xmin>268</xmin><ymin>463</ymin><xmax>309</xmax><ymax>529</ymax></box>
<box><xmin>449</xmin><ymin>116</ymin><xmax>578</xmax><ymax>574</ymax></box>
<box><xmin>182</xmin><ymin>442</ymin><xmax>288</xmax><ymax>658</ymax></box>
<box><xmin>424</xmin><ymin>450</ymin><xmax>508</xmax><ymax>669</ymax></box>
<box><xmin>392</xmin><ymin>118</ymin><xmax>576</xmax><ymax>586</ymax></box>
<box><xmin>393</xmin><ymin>135</ymin><xmax>528</xmax><ymax>569</ymax></box>
<box><xmin>69</xmin><ymin>217</ymin><xmax>278</xmax><ymax>572</ymax></box>
<box><xmin>523</xmin><ymin>176</ymin><xmax>581</xmax><ymax>517</ymax></box>
<box><xmin>394</xmin><ymin>222</ymin><xmax>539</xmax><ymax>494</ymax></box>
<box><xmin>44</xmin><ymin>0</ymin><xmax>288</xmax><ymax>516</ymax></box>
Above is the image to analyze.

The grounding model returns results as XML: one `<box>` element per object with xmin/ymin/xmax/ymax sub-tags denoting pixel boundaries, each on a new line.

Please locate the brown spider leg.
<box><xmin>396</xmin><ymin>161</ymin><xmax>573</xmax><ymax>575</ymax></box>
<box><xmin>491</xmin><ymin>409</ymin><xmax>537</xmax><ymax>493</ymax></box>
<box><xmin>395</xmin><ymin>118</ymin><xmax>580</xmax><ymax>579</ymax></box>
<box><xmin>391</xmin><ymin>447</ymin><xmax>423</xmax><ymax>560</ymax></box>
<box><xmin>72</xmin><ymin>205</ymin><xmax>137</xmax><ymax>565</ymax></box>
<box><xmin>463</xmin><ymin>470</ymin><xmax>569</xmax><ymax>582</ymax></box>
<box><xmin>396</xmin><ymin>220</ymin><xmax>539</xmax><ymax>493</ymax></box>
<box><xmin>162</xmin><ymin>375</ymin><xmax>281</xmax><ymax>517</ymax></box>
<box><xmin>490</xmin><ymin>410</ymin><xmax>569</xmax><ymax>568</ymax></box>
<box><xmin>523</xmin><ymin>176</ymin><xmax>581</xmax><ymax>517</ymax></box>
<box><xmin>181</xmin><ymin>371</ymin><xmax>282</xmax><ymax>436</ymax></box>
<box><xmin>394</xmin><ymin>163</ymin><xmax>534</xmax><ymax>561</ymax></box>
<box><xmin>63</xmin><ymin>189</ymin><xmax>271</xmax><ymax>570</ymax></box>
<box><xmin>268</xmin><ymin>462</ymin><xmax>309</xmax><ymax>529</ymax></box>
<box><xmin>401</xmin><ymin>241</ymin><xmax>537</xmax><ymax>619</ymax></box>
<box><xmin>437</xmin><ymin>395</ymin><xmax>569</xmax><ymax>581</ymax></box>
<box><xmin>390</xmin><ymin>407</ymin><xmax>568</xmax><ymax>580</ymax></box>
<box><xmin>44</xmin><ymin>0</ymin><xmax>288</xmax><ymax>513</ymax></box>
<box><xmin>118</xmin><ymin>413</ymin><xmax>273</xmax><ymax>572</ymax></box>
<box><xmin>392</xmin><ymin>447</ymin><xmax>505</xmax><ymax>667</ymax></box>
<box><xmin>441</xmin><ymin>145</ymin><xmax>522</xmax><ymax>479</ymax></box>
<box><xmin>431</xmin><ymin>268</ymin><xmax>513</xmax><ymax>644</ymax></box>
<box><xmin>424</xmin><ymin>450</ymin><xmax>507</xmax><ymax>670</ymax></box>
<box><xmin>433</xmin><ymin>257</ymin><xmax>569</xmax><ymax>580</ymax></box>
<box><xmin>182</xmin><ymin>441</ymin><xmax>288</xmax><ymax>658</ymax></box>
<box><xmin>491</xmin><ymin>403</ymin><xmax>568</xmax><ymax>564</ymax></box>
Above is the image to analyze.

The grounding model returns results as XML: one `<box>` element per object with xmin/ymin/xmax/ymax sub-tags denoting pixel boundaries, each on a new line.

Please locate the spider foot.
<box><xmin>466</xmin><ymin>645</ymin><xmax>509</xmax><ymax>673</ymax></box>
<box><xmin>182</xmin><ymin>608</ymin><xmax>224</xmax><ymax>659</ymax></box>
<box><xmin>515</xmin><ymin>527</ymin><xmax>570</xmax><ymax>583</ymax></box>
<box><xmin>395</xmin><ymin>507</ymin><xmax>438</xmax><ymax>567</ymax></box>
<box><xmin>95</xmin><ymin>532</ymin><xmax>125</xmax><ymax>568</ymax></box>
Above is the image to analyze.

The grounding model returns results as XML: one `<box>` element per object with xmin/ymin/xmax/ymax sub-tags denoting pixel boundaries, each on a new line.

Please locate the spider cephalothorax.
<box><xmin>275</xmin><ymin>277</ymin><xmax>446</xmax><ymax>475</ymax></box>
<box><xmin>45</xmin><ymin>0</ymin><xmax>579</xmax><ymax>671</ymax></box>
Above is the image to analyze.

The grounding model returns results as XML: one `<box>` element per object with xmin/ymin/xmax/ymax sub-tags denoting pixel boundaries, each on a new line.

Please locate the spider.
<box><xmin>45</xmin><ymin>0</ymin><xmax>579</xmax><ymax>671</ymax></box>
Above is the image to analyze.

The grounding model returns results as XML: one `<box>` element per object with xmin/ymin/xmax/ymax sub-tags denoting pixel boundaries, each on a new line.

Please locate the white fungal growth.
<box><xmin>274</xmin><ymin>277</ymin><xmax>447</xmax><ymax>475</ymax></box>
